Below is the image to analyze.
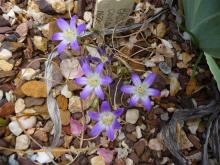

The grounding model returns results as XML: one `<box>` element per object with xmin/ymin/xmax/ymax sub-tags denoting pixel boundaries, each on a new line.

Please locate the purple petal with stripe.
<box><xmin>144</xmin><ymin>73</ymin><xmax>156</xmax><ymax>87</ymax></box>
<box><xmin>91</xmin><ymin>122</ymin><xmax>104</xmax><ymax>137</ymax></box>
<box><xmin>129</xmin><ymin>95</ymin><xmax>139</xmax><ymax>107</ymax></box>
<box><xmin>71</xmin><ymin>40</ymin><xmax>80</xmax><ymax>51</ymax></box>
<box><xmin>52</xmin><ymin>32</ymin><xmax>63</xmax><ymax>41</ymax></box>
<box><xmin>77</xmin><ymin>24</ymin><xmax>86</xmax><ymax>35</ymax></box>
<box><xmin>95</xmin><ymin>63</ymin><xmax>104</xmax><ymax>74</ymax></box>
<box><xmin>141</xmin><ymin>96</ymin><xmax>152</xmax><ymax>111</ymax></box>
<box><xmin>113</xmin><ymin>108</ymin><xmax>124</xmax><ymax>117</ymax></box>
<box><xmin>101</xmin><ymin>76</ymin><xmax>112</xmax><ymax>85</ymax></box>
<box><xmin>80</xmin><ymin>85</ymin><xmax>93</xmax><ymax>99</ymax></box>
<box><xmin>88</xmin><ymin>112</ymin><xmax>100</xmax><ymax>121</ymax></box>
<box><xmin>100</xmin><ymin>101</ymin><xmax>111</xmax><ymax>112</ymax></box>
<box><xmin>56</xmin><ymin>18</ymin><xmax>69</xmax><ymax>31</ymax></box>
<box><xmin>75</xmin><ymin>77</ymin><xmax>87</xmax><ymax>85</ymax></box>
<box><xmin>95</xmin><ymin>86</ymin><xmax>104</xmax><ymax>100</ymax></box>
<box><xmin>106</xmin><ymin>126</ymin><xmax>115</xmax><ymax>141</ymax></box>
<box><xmin>81</xmin><ymin>62</ymin><xmax>91</xmax><ymax>75</ymax></box>
<box><xmin>70</xmin><ymin>16</ymin><xmax>77</xmax><ymax>29</ymax></box>
<box><xmin>112</xmin><ymin>120</ymin><xmax>121</xmax><ymax>129</ymax></box>
<box><xmin>131</xmin><ymin>73</ymin><xmax>141</xmax><ymax>86</ymax></box>
<box><xmin>121</xmin><ymin>85</ymin><xmax>135</xmax><ymax>94</ymax></box>
<box><xmin>57</xmin><ymin>41</ymin><xmax>68</xmax><ymax>53</ymax></box>
<box><xmin>147</xmin><ymin>88</ymin><xmax>160</xmax><ymax>96</ymax></box>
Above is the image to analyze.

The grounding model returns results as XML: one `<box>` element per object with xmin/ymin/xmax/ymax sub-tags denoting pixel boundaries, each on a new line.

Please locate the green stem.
<box><xmin>191</xmin><ymin>52</ymin><xmax>203</xmax><ymax>80</ymax></box>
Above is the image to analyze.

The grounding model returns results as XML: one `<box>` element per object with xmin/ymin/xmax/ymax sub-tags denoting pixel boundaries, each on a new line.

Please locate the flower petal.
<box><xmin>91</xmin><ymin>122</ymin><xmax>104</xmax><ymax>137</ymax></box>
<box><xmin>88</xmin><ymin>112</ymin><xmax>100</xmax><ymax>121</ymax></box>
<box><xmin>75</xmin><ymin>77</ymin><xmax>87</xmax><ymax>85</ymax></box>
<box><xmin>57</xmin><ymin>41</ymin><xmax>68</xmax><ymax>53</ymax></box>
<box><xmin>77</xmin><ymin>23</ymin><xmax>86</xmax><ymax>35</ymax></box>
<box><xmin>97</xmin><ymin>148</ymin><xmax>114</xmax><ymax>164</ymax></box>
<box><xmin>56</xmin><ymin>18</ymin><xmax>70</xmax><ymax>31</ymax></box>
<box><xmin>70</xmin><ymin>118</ymin><xmax>84</xmax><ymax>136</ymax></box>
<box><xmin>106</xmin><ymin>126</ymin><xmax>115</xmax><ymax>141</ymax></box>
<box><xmin>131</xmin><ymin>73</ymin><xmax>141</xmax><ymax>85</ymax></box>
<box><xmin>81</xmin><ymin>62</ymin><xmax>91</xmax><ymax>75</ymax></box>
<box><xmin>71</xmin><ymin>40</ymin><xmax>80</xmax><ymax>51</ymax></box>
<box><xmin>80</xmin><ymin>85</ymin><xmax>93</xmax><ymax>99</ymax></box>
<box><xmin>100</xmin><ymin>101</ymin><xmax>111</xmax><ymax>112</ymax></box>
<box><xmin>95</xmin><ymin>63</ymin><xmax>104</xmax><ymax>73</ymax></box>
<box><xmin>52</xmin><ymin>32</ymin><xmax>63</xmax><ymax>41</ymax></box>
<box><xmin>147</xmin><ymin>88</ymin><xmax>160</xmax><ymax>96</ymax></box>
<box><xmin>70</xmin><ymin>16</ymin><xmax>77</xmax><ymax>29</ymax></box>
<box><xmin>141</xmin><ymin>96</ymin><xmax>152</xmax><ymax>111</ymax></box>
<box><xmin>129</xmin><ymin>95</ymin><xmax>139</xmax><ymax>107</ymax></box>
<box><xmin>113</xmin><ymin>108</ymin><xmax>124</xmax><ymax>117</ymax></box>
<box><xmin>95</xmin><ymin>86</ymin><xmax>104</xmax><ymax>100</ymax></box>
<box><xmin>144</xmin><ymin>73</ymin><xmax>156</xmax><ymax>87</ymax></box>
<box><xmin>112</xmin><ymin>120</ymin><xmax>121</xmax><ymax>129</ymax></box>
<box><xmin>101</xmin><ymin>76</ymin><xmax>112</xmax><ymax>85</ymax></box>
<box><xmin>121</xmin><ymin>85</ymin><xmax>135</xmax><ymax>94</ymax></box>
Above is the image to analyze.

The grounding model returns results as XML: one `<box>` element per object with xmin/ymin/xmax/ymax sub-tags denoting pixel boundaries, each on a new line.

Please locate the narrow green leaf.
<box><xmin>0</xmin><ymin>118</ymin><xmax>8</xmax><ymax>126</ymax></box>
<box><xmin>205</xmin><ymin>53</ymin><xmax>220</xmax><ymax>91</ymax></box>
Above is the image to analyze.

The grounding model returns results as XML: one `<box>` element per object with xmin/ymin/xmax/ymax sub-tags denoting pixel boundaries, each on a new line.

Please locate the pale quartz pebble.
<box><xmin>160</xmin><ymin>157</ymin><xmax>169</xmax><ymax>164</ymax></box>
<box><xmin>47</xmin><ymin>0</ymin><xmax>66</xmax><ymax>14</ymax></box>
<box><xmin>126</xmin><ymin>109</ymin><xmax>139</xmax><ymax>124</ymax></box>
<box><xmin>135</xmin><ymin>2</ymin><xmax>144</xmax><ymax>11</ymax></box>
<box><xmin>33</xmin><ymin>36</ymin><xmax>47</xmax><ymax>52</ymax></box>
<box><xmin>159</xmin><ymin>62</ymin><xmax>171</xmax><ymax>74</ymax></box>
<box><xmin>186</xmin><ymin>119</ymin><xmax>201</xmax><ymax>134</ymax></box>
<box><xmin>140</xmin><ymin>124</ymin><xmax>146</xmax><ymax>130</ymax></box>
<box><xmin>150</xmin><ymin>55</ymin><xmax>165</xmax><ymax>63</ymax></box>
<box><xmin>170</xmin><ymin>75</ymin><xmax>181</xmax><ymax>96</ymax></box>
<box><xmin>34</xmin><ymin>152</ymin><xmax>54</xmax><ymax>164</ymax></box>
<box><xmin>8</xmin><ymin>154</ymin><xmax>19</xmax><ymax>165</ymax></box>
<box><xmin>116</xmin><ymin>148</ymin><xmax>128</xmax><ymax>159</ymax></box>
<box><xmin>0</xmin><ymin>90</ymin><xmax>3</xmax><ymax>100</ymax></box>
<box><xmin>160</xmin><ymin>89</ymin><xmax>169</xmax><ymax>97</ymax></box>
<box><xmin>15</xmin><ymin>98</ymin><xmax>25</xmax><ymax>113</ymax></box>
<box><xmin>0</xmin><ymin>60</ymin><xmax>13</xmax><ymax>71</ymax></box>
<box><xmin>126</xmin><ymin>158</ymin><xmax>134</xmax><ymax>165</ymax></box>
<box><xmin>144</xmin><ymin>60</ymin><xmax>156</xmax><ymax>67</ymax></box>
<box><xmin>83</xmin><ymin>11</ymin><xmax>92</xmax><ymax>29</ymax></box>
<box><xmin>61</xmin><ymin>85</ymin><xmax>72</xmax><ymax>98</ymax></box>
<box><xmin>136</xmin><ymin>126</ymin><xmax>142</xmax><ymax>139</ymax></box>
<box><xmin>160</xmin><ymin>39</ymin><xmax>173</xmax><ymax>48</ymax></box>
<box><xmin>91</xmin><ymin>156</ymin><xmax>105</xmax><ymax>165</ymax></box>
<box><xmin>5</xmin><ymin>90</ymin><xmax>15</xmax><ymax>102</ymax></box>
<box><xmin>97</xmin><ymin>148</ymin><xmax>114</xmax><ymax>164</ymax></box>
<box><xmin>0</xmin><ymin>49</ymin><xmax>12</xmax><ymax>60</ymax></box>
<box><xmin>60</xmin><ymin>58</ymin><xmax>84</xmax><ymax>80</ymax></box>
<box><xmin>21</xmin><ymin>68</ymin><xmax>37</xmax><ymax>80</ymax></box>
<box><xmin>8</xmin><ymin>116</ymin><xmax>37</xmax><ymax>136</ymax></box>
<box><xmin>7</xmin><ymin>9</ymin><xmax>16</xmax><ymax>18</ymax></box>
<box><xmin>183</xmin><ymin>32</ymin><xmax>191</xmax><ymax>40</ymax></box>
<box><xmin>121</xmin><ymin>141</ymin><xmax>129</xmax><ymax>150</ymax></box>
<box><xmin>117</xmin><ymin>131</ymin><xmax>125</xmax><ymax>140</ymax></box>
<box><xmin>148</xmin><ymin>138</ymin><xmax>164</xmax><ymax>151</ymax></box>
<box><xmin>15</xmin><ymin>134</ymin><xmax>30</xmax><ymax>150</ymax></box>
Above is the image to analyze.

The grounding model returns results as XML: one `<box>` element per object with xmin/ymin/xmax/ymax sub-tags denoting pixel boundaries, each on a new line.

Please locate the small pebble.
<box><xmin>0</xmin><ymin>49</ymin><xmax>12</xmax><ymax>60</ymax></box>
<box><xmin>15</xmin><ymin>98</ymin><xmax>25</xmax><ymax>113</ymax></box>
<box><xmin>125</xmin><ymin>158</ymin><xmax>134</xmax><ymax>165</ymax></box>
<box><xmin>160</xmin><ymin>113</ymin><xmax>169</xmax><ymax>121</ymax></box>
<box><xmin>159</xmin><ymin>62</ymin><xmax>171</xmax><ymax>75</ymax></box>
<box><xmin>135</xmin><ymin>126</ymin><xmax>142</xmax><ymax>139</ymax></box>
<box><xmin>116</xmin><ymin>148</ymin><xmax>128</xmax><ymax>159</ymax></box>
<box><xmin>0</xmin><ymin>60</ymin><xmax>13</xmax><ymax>71</ymax></box>
<box><xmin>61</xmin><ymin>85</ymin><xmax>72</xmax><ymax>98</ymax></box>
<box><xmin>15</xmin><ymin>134</ymin><xmax>30</xmax><ymax>150</ymax></box>
<box><xmin>33</xmin><ymin>36</ymin><xmax>47</xmax><ymax>52</ymax></box>
<box><xmin>34</xmin><ymin>152</ymin><xmax>54</xmax><ymax>164</ymax></box>
<box><xmin>21</xmin><ymin>68</ymin><xmax>37</xmax><ymax>80</ymax></box>
<box><xmin>90</xmin><ymin>156</ymin><xmax>105</xmax><ymax>165</ymax></box>
<box><xmin>0</xmin><ymin>90</ymin><xmax>3</xmax><ymax>100</ymax></box>
<box><xmin>126</xmin><ymin>109</ymin><xmax>139</xmax><ymax>124</ymax></box>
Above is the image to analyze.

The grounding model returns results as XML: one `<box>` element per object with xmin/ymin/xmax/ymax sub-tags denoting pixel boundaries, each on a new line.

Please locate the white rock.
<box><xmin>0</xmin><ymin>90</ymin><xmax>3</xmax><ymax>100</ymax></box>
<box><xmin>118</xmin><ymin>131</ymin><xmax>125</xmax><ymax>140</ymax></box>
<box><xmin>21</xmin><ymin>68</ymin><xmax>37</xmax><ymax>80</ymax></box>
<box><xmin>116</xmin><ymin>148</ymin><xmax>128</xmax><ymax>159</ymax></box>
<box><xmin>186</xmin><ymin>119</ymin><xmax>201</xmax><ymax>134</ymax></box>
<box><xmin>126</xmin><ymin>158</ymin><xmax>134</xmax><ymax>165</ymax></box>
<box><xmin>0</xmin><ymin>49</ymin><xmax>12</xmax><ymax>60</ymax></box>
<box><xmin>61</xmin><ymin>85</ymin><xmax>72</xmax><ymax>98</ymax></box>
<box><xmin>15</xmin><ymin>134</ymin><xmax>30</xmax><ymax>150</ymax></box>
<box><xmin>136</xmin><ymin>126</ymin><xmax>142</xmax><ymax>139</ymax></box>
<box><xmin>0</xmin><ymin>60</ymin><xmax>13</xmax><ymax>71</ymax></box>
<box><xmin>5</xmin><ymin>90</ymin><xmax>15</xmax><ymax>102</ymax></box>
<box><xmin>148</xmin><ymin>138</ymin><xmax>164</xmax><ymax>151</ymax></box>
<box><xmin>90</xmin><ymin>156</ymin><xmax>105</xmax><ymax>165</ymax></box>
<box><xmin>83</xmin><ymin>11</ymin><xmax>92</xmax><ymax>29</ymax></box>
<box><xmin>15</xmin><ymin>98</ymin><xmax>25</xmax><ymax>113</ymax></box>
<box><xmin>34</xmin><ymin>152</ymin><xmax>54</xmax><ymax>164</ymax></box>
<box><xmin>8</xmin><ymin>116</ymin><xmax>37</xmax><ymax>136</ymax></box>
<box><xmin>126</xmin><ymin>109</ymin><xmax>139</xmax><ymax>124</ymax></box>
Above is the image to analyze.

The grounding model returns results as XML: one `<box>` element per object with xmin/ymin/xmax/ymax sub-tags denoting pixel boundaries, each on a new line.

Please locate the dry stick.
<box><xmin>113</xmin><ymin>77</ymin><xmax>122</xmax><ymax>109</ymax></box>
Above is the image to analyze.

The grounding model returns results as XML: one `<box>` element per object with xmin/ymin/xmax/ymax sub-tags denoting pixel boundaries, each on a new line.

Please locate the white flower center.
<box><xmin>101</xmin><ymin>56</ymin><xmax>108</xmax><ymax>63</ymax></box>
<box><xmin>87</xmin><ymin>74</ymin><xmax>100</xmax><ymax>87</ymax></box>
<box><xmin>136</xmin><ymin>85</ymin><xmax>146</xmax><ymax>97</ymax></box>
<box><xmin>63</xmin><ymin>28</ymin><xmax>76</xmax><ymax>42</ymax></box>
<box><xmin>100</xmin><ymin>112</ymin><xmax>115</xmax><ymax>126</ymax></box>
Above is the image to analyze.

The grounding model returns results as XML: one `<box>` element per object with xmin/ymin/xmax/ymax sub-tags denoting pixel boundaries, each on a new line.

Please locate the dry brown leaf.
<box><xmin>186</xmin><ymin>79</ymin><xmax>197</xmax><ymax>96</ymax></box>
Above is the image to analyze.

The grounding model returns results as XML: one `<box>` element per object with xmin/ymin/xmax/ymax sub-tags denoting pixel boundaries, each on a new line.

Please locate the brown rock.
<box><xmin>127</xmin><ymin>133</ymin><xmax>137</xmax><ymax>142</ymax></box>
<box><xmin>114</xmin><ymin>159</ymin><xmax>125</xmax><ymax>165</ymax></box>
<box><xmin>134</xmin><ymin>140</ymin><xmax>145</xmax><ymax>156</ymax></box>
<box><xmin>128</xmin><ymin>152</ymin><xmax>139</xmax><ymax>164</ymax></box>
<box><xmin>0</xmin><ymin>16</ymin><xmax>10</xmax><ymax>27</ymax></box>
<box><xmin>25</xmin><ymin>97</ymin><xmax>45</xmax><ymax>107</ymax></box>
<box><xmin>0</xmin><ymin>102</ymin><xmax>14</xmax><ymax>117</ymax></box>
<box><xmin>16</xmin><ymin>23</ymin><xmax>28</xmax><ymax>37</ymax></box>
<box><xmin>2</xmin><ymin>42</ymin><xmax>24</xmax><ymax>52</ymax></box>
<box><xmin>67</xmin><ymin>80</ymin><xmax>81</xmax><ymax>91</ymax></box>
<box><xmin>21</xmin><ymin>81</ymin><xmax>47</xmax><ymax>98</ymax></box>
<box><xmin>0</xmin><ymin>27</ymin><xmax>12</xmax><ymax>34</ymax></box>
<box><xmin>60</xmin><ymin>110</ymin><xmax>71</xmax><ymax>125</ymax></box>
<box><xmin>56</xmin><ymin>95</ymin><xmax>68</xmax><ymax>111</ymax></box>
<box><xmin>126</xmin><ymin>124</ymin><xmax>136</xmax><ymax>133</ymax></box>
<box><xmin>33</xmin><ymin>129</ymin><xmax>48</xmax><ymax>142</ymax></box>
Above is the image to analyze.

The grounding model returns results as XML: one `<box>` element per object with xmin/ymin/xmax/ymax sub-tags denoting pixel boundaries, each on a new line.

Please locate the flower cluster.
<box><xmin>52</xmin><ymin>16</ymin><xmax>160</xmax><ymax>141</ymax></box>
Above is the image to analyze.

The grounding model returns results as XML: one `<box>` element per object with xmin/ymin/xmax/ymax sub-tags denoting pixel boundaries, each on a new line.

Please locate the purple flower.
<box><xmin>89</xmin><ymin>47</ymin><xmax>111</xmax><ymax>65</ymax></box>
<box><xmin>75</xmin><ymin>62</ymin><xmax>112</xmax><ymax>100</ymax></box>
<box><xmin>88</xmin><ymin>101</ymin><xmax>124</xmax><ymax>141</ymax></box>
<box><xmin>121</xmin><ymin>73</ymin><xmax>160</xmax><ymax>111</ymax></box>
<box><xmin>52</xmin><ymin>16</ymin><xmax>86</xmax><ymax>53</ymax></box>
